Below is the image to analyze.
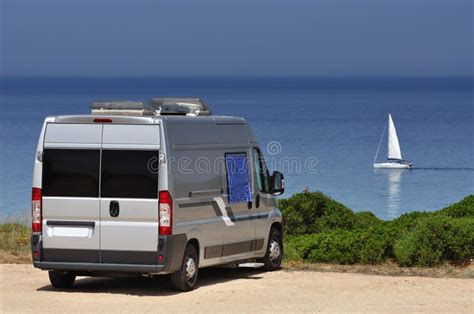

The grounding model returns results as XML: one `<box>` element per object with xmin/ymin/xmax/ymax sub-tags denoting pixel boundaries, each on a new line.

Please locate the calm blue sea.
<box><xmin>0</xmin><ymin>77</ymin><xmax>473</xmax><ymax>220</ymax></box>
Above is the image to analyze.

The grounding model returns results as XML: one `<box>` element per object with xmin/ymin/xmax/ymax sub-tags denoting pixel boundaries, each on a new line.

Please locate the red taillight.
<box><xmin>159</xmin><ymin>190</ymin><xmax>173</xmax><ymax>235</ymax></box>
<box><xmin>32</xmin><ymin>188</ymin><xmax>42</xmax><ymax>233</ymax></box>
<box><xmin>93</xmin><ymin>118</ymin><xmax>112</xmax><ymax>123</ymax></box>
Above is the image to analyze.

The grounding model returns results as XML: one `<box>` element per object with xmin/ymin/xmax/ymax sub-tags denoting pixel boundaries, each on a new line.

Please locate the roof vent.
<box><xmin>91</xmin><ymin>101</ymin><xmax>154</xmax><ymax>116</ymax></box>
<box><xmin>150</xmin><ymin>97</ymin><xmax>212</xmax><ymax>116</ymax></box>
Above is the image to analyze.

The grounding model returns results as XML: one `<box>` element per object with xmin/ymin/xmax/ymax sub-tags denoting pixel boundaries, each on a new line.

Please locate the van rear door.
<box><xmin>41</xmin><ymin>124</ymin><xmax>102</xmax><ymax>263</ymax></box>
<box><xmin>99</xmin><ymin>125</ymin><xmax>159</xmax><ymax>264</ymax></box>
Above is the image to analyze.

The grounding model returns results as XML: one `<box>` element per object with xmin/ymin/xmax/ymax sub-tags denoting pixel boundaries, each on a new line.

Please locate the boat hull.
<box><xmin>373</xmin><ymin>162</ymin><xmax>412</xmax><ymax>169</ymax></box>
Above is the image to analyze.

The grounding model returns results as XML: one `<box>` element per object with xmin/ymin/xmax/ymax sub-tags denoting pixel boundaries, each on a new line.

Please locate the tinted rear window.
<box><xmin>101</xmin><ymin>150</ymin><xmax>158</xmax><ymax>199</ymax></box>
<box><xmin>43</xmin><ymin>149</ymin><xmax>100</xmax><ymax>197</ymax></box>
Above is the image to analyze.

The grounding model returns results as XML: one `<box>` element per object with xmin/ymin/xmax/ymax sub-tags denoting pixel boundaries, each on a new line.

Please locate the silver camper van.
<box><xmin>31</xmin><ymin>98</ymin><xmax>284</xmax><ymax>291</ymax></box>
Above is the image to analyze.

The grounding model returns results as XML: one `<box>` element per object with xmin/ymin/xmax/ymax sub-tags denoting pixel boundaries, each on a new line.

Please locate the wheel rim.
<box><xmin>185</xmin><ymin>256</ymin><xmax>196</xmax><ymax>281</ymax></box>
<box><xmin>269</xmin><ymin>239</ymin><xmax>281</xmax><ymax>263</ymax></box>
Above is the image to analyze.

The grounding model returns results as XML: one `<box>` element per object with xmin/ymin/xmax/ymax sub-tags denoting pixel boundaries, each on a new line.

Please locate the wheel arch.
<box><xmin>266</xmin><ymin>207</ymin><xmax>283</xmax><ymax>240</ymax></box>
<box><xmin>270</xmin><ymin>221</ymin><xmax>283</xmax><ymax>235</ymax></box>
<box><xmin>187</xmin><ymin>238</ymin><xmax>200</xmax><ymax>259</ymax></box>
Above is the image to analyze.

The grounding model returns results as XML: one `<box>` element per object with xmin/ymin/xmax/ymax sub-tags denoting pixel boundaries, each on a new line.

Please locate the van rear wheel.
<box><xmin>48</xmin><ymin>271</ymin><xmax>76</xmax><ymax>289</ymax></box>
<box><xmin>170</xmin><ymin>243</ymin><xmax>199</xmax><ymax>292</ymax></box>
<box><xmin>261</xmin><ymin>228</ymin><xmax>283</xmax><ymax>271</ymax></box>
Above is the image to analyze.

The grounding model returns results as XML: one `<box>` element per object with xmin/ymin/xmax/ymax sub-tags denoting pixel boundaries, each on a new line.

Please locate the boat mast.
<box><xmin>373</xmin><ymin>120</ymin><xmax>387</xmax><ymax>163</ymax></box>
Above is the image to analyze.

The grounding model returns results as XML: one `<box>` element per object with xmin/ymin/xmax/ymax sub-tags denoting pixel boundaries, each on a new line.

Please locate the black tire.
<box><xmin>261</xmin><ymin>228</ymin><xmax>283</xmax><ymax>271</ymax></box>
<box><xmin>48</xmin><ymin>270</ymin><xmax>76</xmax><ymax>289</ymax></box>
<box><xmin>170</xmin><ymin>243</ymin><xmax>199</xmax><ymax>292</ymax></box>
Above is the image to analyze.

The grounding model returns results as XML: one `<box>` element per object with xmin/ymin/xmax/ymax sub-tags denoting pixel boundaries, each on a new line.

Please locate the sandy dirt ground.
<box><xmin>1</xmin><ymin>264</ymin><xmax>473</xmax><ymax>313</ymax></box>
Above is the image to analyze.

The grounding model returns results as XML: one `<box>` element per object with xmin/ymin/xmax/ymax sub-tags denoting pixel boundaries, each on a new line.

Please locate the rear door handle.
<box><xmin>109</xmin><ymin>200</ymin><xmax>120</xmax><ymax>217</ymax></box>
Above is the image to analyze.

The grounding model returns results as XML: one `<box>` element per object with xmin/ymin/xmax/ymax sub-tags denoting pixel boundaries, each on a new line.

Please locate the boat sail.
<box><xmin>373</xmin><ymin>114</ymin><xmax>413</xmax><ymax>169</ymax></box>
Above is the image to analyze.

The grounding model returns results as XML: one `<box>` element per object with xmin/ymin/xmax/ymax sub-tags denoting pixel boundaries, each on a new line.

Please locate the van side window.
<box><xmin>43</xmin><ymin>149</ymin><xmax>100</xmax><ymax>197</ymax></box>
<box><xmin>101</xmin><ymin>150</ymin><xmax>158</xmax><ymax>199</ymax></box>
<box><xmin>225</xmin><ymin>153</ymin><xmax>253</xmax><ymax>203</ymax></box>
<box><xmin>253</xmin><ymin>148</ymin><xmax>270</xmax><ymax>193</ymax></box>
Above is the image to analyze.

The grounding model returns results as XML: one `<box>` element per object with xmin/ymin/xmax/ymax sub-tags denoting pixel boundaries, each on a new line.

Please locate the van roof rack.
<box><xmin>91</xmin><ymin>101</ymin><xmax>154</xmax><ymax>116</ymax></box>
<box><xmin>91</xmin><ymin>98</ymin><xmax>212</xmax><ymax>116</ymax></box>
<box><xmin>150</xmin><ymin>97</ymin><xmax>212</xmax><ymax>116</ymax></box>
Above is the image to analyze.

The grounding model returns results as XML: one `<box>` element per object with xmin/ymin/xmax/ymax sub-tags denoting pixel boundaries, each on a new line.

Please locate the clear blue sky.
<box><xmin>1</xmin><ymin>0</ymin><xmax>472</xmax><ymax>77</ymax></box>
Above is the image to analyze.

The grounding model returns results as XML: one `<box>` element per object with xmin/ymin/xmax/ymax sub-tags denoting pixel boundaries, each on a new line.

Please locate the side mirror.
<box><xmin>270</xmin><ymin>171</ymin><xmax>285</xmax><ymax>195</ymax></box>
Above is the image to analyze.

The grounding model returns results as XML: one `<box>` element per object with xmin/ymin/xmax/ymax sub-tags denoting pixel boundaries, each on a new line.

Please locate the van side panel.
<box><xmin>165</xmin><ymin>120</ymin><xmax>257</xmax><ymax>267</ymax></box>
<box><xmin>166</xmin><ymin>124</ymin><xmax>225</xmax><ymax>266</ymax></box>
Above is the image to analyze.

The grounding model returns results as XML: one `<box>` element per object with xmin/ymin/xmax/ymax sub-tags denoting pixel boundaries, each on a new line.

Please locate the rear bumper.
<box><xmin>31</xmin><ymin>233</ymin><xmax>188</xmax><ymax>275</ymax></box>
<box><xmin>33</xmin><ymin>261</ymin><xmax>165</xmax><ymax>273</ymax></box>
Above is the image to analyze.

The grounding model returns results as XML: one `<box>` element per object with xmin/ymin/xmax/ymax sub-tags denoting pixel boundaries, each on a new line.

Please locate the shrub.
<box><xmin>281</xmin><ymin>192</ymin><xmax>474</xmax><ymax>267</ymax></box>
<box><xmin>279</xmin><ymin>192</ymin><xmax>356</xmax><ymax>236</ymax></box>
<box><xmin>389</xmin><ymin>211</ymin><xmax>432</xmax><ymax>239</ymax></box>
<box><xmin>285</xmin><ymin>225</ymin><xmax>393</xmax><ymax>264</ymax></box>
<box><xmin>357</xmin><ymin>224</ymin><xmax>395</xmax><ymax>263</ymax></box>
<box><xmin>394</xmin><ymin>216</ymin><xmax>474</xmax><ymax>267</ymax></box>
<box><xmin>436</xmin><ymin>195</ymin><xmax>474</xmax><ymax>218</ymax></box>
<box><xmin>353</xmin><ymin>211</ymin><xmax>381</xmax><ymax>229</ymax></box>
<box><xmin>306</xmin><ymin>230</ymin><xmax>359</xmax><ymax>264</ymax></box>
<box><xmin>283</xmin><ymin>237</ymin><xmax>304</xmax><ymax>261</ymax></box>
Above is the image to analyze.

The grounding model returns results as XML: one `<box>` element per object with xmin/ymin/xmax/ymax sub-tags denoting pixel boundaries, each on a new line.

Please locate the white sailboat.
<box><xmin>373</xmin><ymin>114</ymin><xmax>413</xmax><ymax>169</ymax></box>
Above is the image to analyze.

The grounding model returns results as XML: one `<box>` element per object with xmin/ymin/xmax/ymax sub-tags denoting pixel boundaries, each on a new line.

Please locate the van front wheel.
<box><xmin>170</xmin><ymin>243</ymin><xmax>199</xmax><ymax>291</ymax></box>
<box><xmin>48</xmin><ymin>271</ymin><xmax>76</xmax><ymax>289</ymax></box>
<box><xmin>261</xmin><ymin>228</ymin><xmax>283</xmax><ymax>271</ymax></box>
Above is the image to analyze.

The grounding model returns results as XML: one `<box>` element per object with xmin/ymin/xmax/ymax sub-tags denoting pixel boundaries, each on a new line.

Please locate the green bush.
<box><xmin>281</xmin><ymin>192</ymin><xmax>474</xmax><ymax>267</ymax></box>
<box><xmin>357</xmin><ymin>224</ymin><xmax>396</xmax><ymax>263</ymax></box>
<box><xmin>353</xmin><ymin>211</ymin><xmax>381</xmax><ymax>229</ymax></box>
<box><xmin>285</xmin><ymin>224</ymin><xmax>394</xmax><ymax>264</ymax></box>
<box><xmin>279</xmin><ymin>192</ymin><xmax>356</xmax><ymax>236</ymax></box>
<box><xmin>391</xmin><ymin>211</ymin><xmax>431</xmax><ymax>228</ymax></box>
<box><xmin>306</xmin><ymin>230</ymin><xmax>359</xmax><ymax>264</ymax></box>
<box><xmin>436</xmin><ymin>195</ymin><xmax>474</xmax><ymax>218</ymax></box>
<box><xmin>394</xmin><ymin>216</ymin><xmax>474</xmax><ymax>267</ymax></box>
<box><xmin>388</xmin><ymin>211</ymin><xmax>433</xmax><ymax>243</ymax></box>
